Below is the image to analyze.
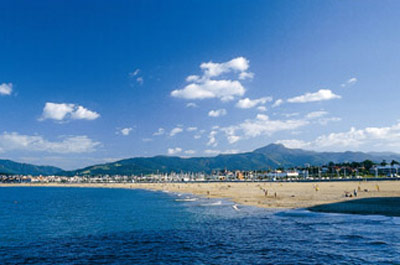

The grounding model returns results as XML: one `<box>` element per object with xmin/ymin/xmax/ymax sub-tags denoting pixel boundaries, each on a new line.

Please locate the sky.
<box><xmin>1</xmin><ymin>0</ymin><xmax>400</xmax><ymax>169</ymax></box>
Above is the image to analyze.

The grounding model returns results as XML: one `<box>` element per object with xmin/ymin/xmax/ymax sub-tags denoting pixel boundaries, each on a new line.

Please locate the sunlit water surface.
<box><xmin>1</xmin><ymin>187</ymin><xmax>399</xmax><ymax>264</ymax></box>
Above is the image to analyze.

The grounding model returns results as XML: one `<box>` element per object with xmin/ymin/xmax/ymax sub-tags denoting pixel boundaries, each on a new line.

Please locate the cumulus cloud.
<box><xmin>239</xmin><ymin>71</ymin><xmax>254</xmax><ymax>80</ymax></box>
<box><xmin>129</xmin><ymin>69</ymin><xmax>144</xmax><ymax>85</ymax></box>
<box><xmin>272</xmin><ymin>99</ymin><xmax>283</xmax><ymax>108</ymax></box>
<box><xmin>184</xmin><ymin>150</ymin><xmax>196</xmax><ymax>155</ymax></box>
<box><xmin>169</xmin><ymin>127</ymin><xmax>183</xmax><ymax>136</ymax></box>
<box><xmin>257</xmin><ymin>106</ymin><xmax>267</xmax><ymax>112</ymax></box>
<box><xmin>0</xmin><ymin>132</ymin><xmax>100</xmax><ymax>153</ymax></box>
<box><xmin>235</xmin><ymin>97</ymin><xmax>272</xmax><ymax>109</ymax></box>
<box><xmin>40</xmin><ymin>102</ymin><xmax>100</xmax><ymax>121</ymax></box>
<box><xmin>220</xmin><ymin>127</ymin><xmax>241</xmax><ymax>144</ymax></box>
<box><xmin>207</xmin><ymin>131</ymin><xmax>218</xmax><ymax>147</ymax></box>
<box><xmin>171</xmin><ymin>57</ymin><xmax>251</xmax><ymax>102</ymax></box>
<box><xmin>217</xmin><ymin>114</ymin><xmax>309</xmax><ymax>144</ymax></box>
<box><xmin>167</xmin><ymin>147</ymin><xmax>182</xmax><ymax>155</ymax></box>
<box><xmin>277</xmin><ymin>121</ymin><xmax>400</xmax><ymax>151</ymax></box>
<box><xmin>275</xmin><ymin>139</ymin><xmax>310</xmax><ymax>149</ymax></box>
<box><xmin>186</xmin><ymin>127</ymin><xmax>198</xmax><ymax>132</ymax></box>
<box><xmin>0</xmin><ymin>83</ymin><xmax>13</xmax><ymax>96</ymax></box>
<box><xmin>200</xmin><ymin>57</ymin><xmax>250</xmax><ymax>78</ymax></box>
<box><xmin>186</xmin><ymin>102</ymin><xmax>198</xmax><ymax>108</ymax></box>
<box><xmin>238</xmin><ymin>114</ymin><xmax>309</xmax><ymax>138</ymax></box>
<box><xmin>71</xmin><ymin>106</ymin><xmax>100</xmax><ymax>120</ymax></box>
<box><xmin>304</xmin><ymin>111</ymin><xmax>341</xmax><ymax>125</ymax></box>
<box><xmin>341</xmin><ymin>77</ymin><xmax>358</xmax><ymax>87</ymax></box>
<box><xmin>208</xmin><ymin>109</ymin><xmax>227</xmax><ymax>117</ymax></box>
<box><xmin>287</xmin><ymin>89</ymin><xmax>341</xmax><ymax>103</ymax></box>
<box><xmin>153</xmin><ymin>128</ymin><xmax>165</xmax><ymax>136</ymax></box>
<box><xmin>120</xmin><ymin>128</ymin><xmax>133</xmax><ymax>136</ymax></box>
<box><xmin>172</xmin><ymin>79</ymin><xmax>245</xmax><ymax>101</ymax></box>
<box><xmin>305</xmin><ymin>111</ymin><xmax>328</xmax><ymax>119</ymax></box>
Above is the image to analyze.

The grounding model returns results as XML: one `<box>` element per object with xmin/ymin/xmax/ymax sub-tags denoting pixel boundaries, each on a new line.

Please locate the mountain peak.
<box><xmin>253</xmin><ymin>143</ymin><xmax>289</xmax><ymax>154</ymax></box>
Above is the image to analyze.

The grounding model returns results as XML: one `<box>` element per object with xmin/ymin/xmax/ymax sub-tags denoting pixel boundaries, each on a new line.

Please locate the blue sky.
<box><xmin>1</xmin><ymin>0</ymin><xmax>400</xmax><ymax>169</ymax></box>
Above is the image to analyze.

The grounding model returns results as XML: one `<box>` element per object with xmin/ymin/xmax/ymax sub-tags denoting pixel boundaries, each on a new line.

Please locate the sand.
<box><xmin>2</xmin><ymin>181</ymin><xmax>400</xmax><ymax>216</ymax></box>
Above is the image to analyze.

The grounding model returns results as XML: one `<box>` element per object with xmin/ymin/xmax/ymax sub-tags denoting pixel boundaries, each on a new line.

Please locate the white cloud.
<box><xmin>239</xmin><ymin>71</ymin><xmax>254</xmax><ymax>80</ymax></box>
<box><xmin>200</xmin><ymin>57</ymin><xmax>250</xmax><ymax>78</ymax></box>
<box><xmin>208</xmin><ymin>109</ymin><xmax>227</xmax><ymax>117</ymax></box>
<box><xmin>171</xmin><ymin>57</ymin><xmax>251</xmax><ymax>102</ymax></box>
<box><xmin>275</xmin><ymin>139</ymin><xmax>310</xmax><ymax>149</ymax></box>
<box><xmin>282</xmin><ymin>112</ymin><xmax>299</xmax><ymax>118</ymax></box>
<box><xmin>194</xmin><ymin>135</ymin><xmax>201</xmax><ymax>139</ymax></box>
<box><xmin>277</xmin><ymin>121</ymin><xmax>400</xmax><ymax>152</ymax></box>
<box><xmin>153</xmin><ymin>128</ymin><xmax>165</xmax><ymax>136</ymax></box>
<box><xmin>186</xmin><ymin>75</ymin><xmax>200</xmax><ymax>82</ymax></box>
<box><xmin>317</xmin><ymin>117</ymin><xmax>342</xmax><ymax>125</ymax></box>
<box><xmin>40</xmin><ymin>102</ymin><xmax>100</xmax><ymax>121</ymax></box>
<box><xmin>71</xmin><ymin>106</ymin><xmax>100</xmax><ymax>120</ymax></box>
<box><xmin>221</xmin><ymin>149</ymin><xmax>240</xmax><ymax>154</ymax></box>
<box><xmin>227</xmin><ymin>135</ymin><xmax>241</xmax><ymax>144</ymax></box>
<box><xmin>172</xmin><ymin>79</ymin><xmax>245</xmax><ymax>101</ymax></box>
<box><xmin>218</xmin><ymin>114</ymin><xmax>309</xmax><ymax>144</ymax></box>
<box><xmin>136</xmin><ymin>77</ymin><xmax>144</xmax><ymax>85</ymax></box>
<box><xmin>207</xmin><ymin>130</ymin><xmax>218</xmax><ymax>147</ymax></box>
<box><xmin>167</xmin><ymin>147</ymin><xmax>182</xmax><ymax>155</ymax></box>
<box><xmin>203</xmin><ymin>149</ymin><xmax>240</xmax><ymax>156</ymax></box>
<box><xmin>287</xmin><ymin>89</ymin><xmax>341</xmax><ymax>103</ymax></box>
<box><xmin>129</xmin><ymin>69</ymin><xmax>140</xmax><ymax>77</ymax></box>
<box><xmin>129</xmin><ymin>69</ymin><xmax>144</xmax><ymax>85</ymax></box>
<box><xmin>41</xmin><ymin>103</ymin><xmax>74</xmax><ymax>121</ymax></box>
<box><xmin>0</xmin><ymin>83</ymin><xmax>13</xmax><ymax>96</ymax></box>
<box><xmin>186</xmin><ymin>102</ymin><xmax>198</xmax><ymax>108</ymax></box>
<box><xmin>184</xmin><ymin>150</ymin><xmax>196</xmax><ymax>155</ymax></box>
<box><xmin>220</xmin><ymin>127</ymin><xmax>241</xmax><ymax>144</ymax></box>
<box><xmin>341</xmin><ymin>77</ymin><xmax>358</xmax><ymax>87</ymax></box>
<box><xmin>257</xmin><ymin>106</ymin><xmax>267</xmax><ymax>112</ymax></box>
<box><xmin>239</xmin><ymin>114</ymin><xmax>309</xmax><ymax>138</ymax></box>
<box><xmin>0</xmin><ymin>132</ymin><xmax>100</xmax><ymax>153</ymax></box>
<box><xmin>186</xmin><ymin>127</ymin><xmax>198</xmax><ymax>132</ymax></box>
<box><xmin>272</xmin><ymin>99</ymin><xmax>283</xmax><ymax>107</ymax></box>
<box><xmin>235</xmin><ymin>97</ymin><xmax>272</xmax><ymax>109</ymax></box>
<box><xmin>305</xmin><ymin>111</ymin><xmax>328</xmax><ymax>119</ymax></box>
<box><xmin>120</xmin><ymin>128</ymin><xmax>133</xmax><ymax>136</ymax></box>
<box><xmin>304</xmin><ymin>111</ymin><xmax>341</xmax><ymax>125</ymax></box>
<box><xmin>169</xmin><ymin>127</ymin><xmax>183</xmax><ymax>136</ymax></box>
<box><xmin>204</xmin><ymin>149</ymin><xmax>220</xmax><ymax>155</ymax></box>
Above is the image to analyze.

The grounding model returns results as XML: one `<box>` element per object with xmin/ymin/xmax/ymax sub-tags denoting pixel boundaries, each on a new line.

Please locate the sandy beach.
<box><xmin>2</xmin><ymin>181</ymin><xmax>400</xmax><ymax>216</ymax></box>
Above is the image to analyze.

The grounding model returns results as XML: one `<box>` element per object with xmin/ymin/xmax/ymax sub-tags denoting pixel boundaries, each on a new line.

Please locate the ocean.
<box><xmin>0</xmin><ymin>187</ymin><xmax>399</xmax><ymax>264</ymax></box>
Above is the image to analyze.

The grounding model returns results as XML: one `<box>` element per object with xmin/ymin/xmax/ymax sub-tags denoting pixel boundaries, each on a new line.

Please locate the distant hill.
<box><xmin>66</xmin><ymin>144</ymin><xmax>400</xmax><ymax>176</ymax></box>
<box><xmin>0</xmin><ymin>159</ymin><xmax>62</xmax><ymax>176</ymax></box>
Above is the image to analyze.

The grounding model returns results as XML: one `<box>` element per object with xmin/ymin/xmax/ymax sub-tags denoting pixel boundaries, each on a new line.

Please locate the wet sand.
<box><xmin>2</xmin><ymin>181</ymin><xmax>400</xmax><ymax>216</ymax></box>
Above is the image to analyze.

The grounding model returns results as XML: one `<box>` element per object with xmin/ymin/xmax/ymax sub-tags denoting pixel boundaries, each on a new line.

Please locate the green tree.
<box><xmin>362</xmin><ymin>160</ymin><xmax>375</xmax><ymax>171</ymax></box>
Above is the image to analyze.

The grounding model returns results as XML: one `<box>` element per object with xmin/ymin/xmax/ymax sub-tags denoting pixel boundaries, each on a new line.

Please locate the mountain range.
<box><xmin>67</xmin><ymin>144</ymin><xmax>400</xmax><ymax>176</ymax></box>
<box><xmin>0</xmin><ymin>159</ymin><xmax>62</xmax><ymax>176</ymax></box>
<box><xmin>2</xmin><ymin>144</ymin><xmax>400</xmax><ymax>176</ymax></box>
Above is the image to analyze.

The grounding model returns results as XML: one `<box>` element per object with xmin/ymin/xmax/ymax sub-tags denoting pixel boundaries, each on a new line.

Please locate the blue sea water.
<box><xmin>0</xmin><ymin>187</ymin><xmax>399</xmax><ymax>264</ymax></box>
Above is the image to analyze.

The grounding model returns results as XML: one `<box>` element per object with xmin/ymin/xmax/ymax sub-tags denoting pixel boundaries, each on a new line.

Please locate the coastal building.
<box><xmin>370</xmin><ymin>165</ymin><xmax>400</xmax><ymax>177</ymax></box>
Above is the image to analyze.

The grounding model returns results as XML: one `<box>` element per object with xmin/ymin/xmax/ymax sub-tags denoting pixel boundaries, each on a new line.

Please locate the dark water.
<box><xmin>1</xmin><ymin>187</ymin><xmax>399</xmax><ymax>264</ymax></box>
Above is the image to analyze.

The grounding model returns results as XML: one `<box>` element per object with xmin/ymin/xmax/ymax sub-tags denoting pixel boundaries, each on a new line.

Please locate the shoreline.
<box><xmin>2</xmin><ymin>181</ymin><xmax>400</xmax><ymax>216</ymax></box>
